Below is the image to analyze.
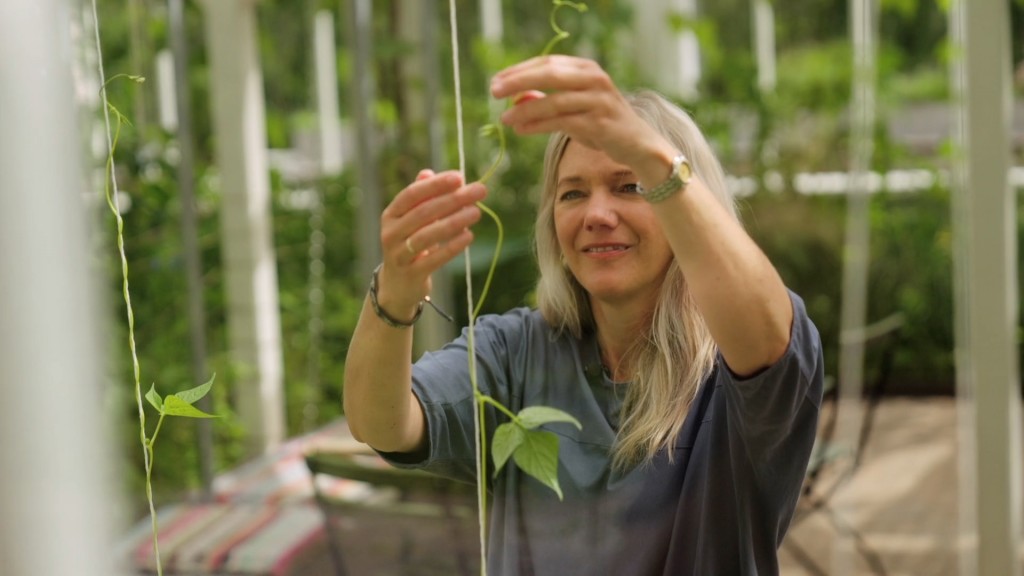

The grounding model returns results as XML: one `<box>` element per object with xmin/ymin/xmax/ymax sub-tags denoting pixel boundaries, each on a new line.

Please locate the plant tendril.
<box><xmin>541</xmin><ymin>0</ymin><xmax>589</xmax><ymax>56</ymax></box>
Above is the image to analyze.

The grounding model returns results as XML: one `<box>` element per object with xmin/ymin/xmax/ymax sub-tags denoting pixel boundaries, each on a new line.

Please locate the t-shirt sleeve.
<box><xmin>720</xmin><ymin>289</ymin><xmax>823</xmax><ymax>440</ymax></box>
<box><xmin>375</xmin><ymin>308</ymin><xmax>530</xmax><ymax>484</ymax></box>
<box><xmin>716</xmin><ymin>289</ymin><xmax>824</xmax><ymax>488</ymax></box>
<box><xmin>666</xmin><ymin>293</ymin><xmax>823</xmax><ymax>576</ymax></box>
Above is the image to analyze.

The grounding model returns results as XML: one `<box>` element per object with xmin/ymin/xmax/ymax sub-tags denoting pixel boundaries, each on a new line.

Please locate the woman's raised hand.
<box><xmin>377</xmin><ymin>169</ymin><xmax>486</xmax><ymax>320</ymax></box>
<box><xmin>490</xmin><ymin>56</ymin><xmax>668</xmax><ymax>170</ymax></box>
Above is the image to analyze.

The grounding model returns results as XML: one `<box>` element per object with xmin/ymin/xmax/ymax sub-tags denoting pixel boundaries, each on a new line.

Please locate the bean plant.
<box><xmin>454</xmin><ymin>1</ymin><xmax>588</xmax><ymax>571</ymax></box>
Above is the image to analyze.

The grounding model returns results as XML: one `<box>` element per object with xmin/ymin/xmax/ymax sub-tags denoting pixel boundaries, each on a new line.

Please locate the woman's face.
<box><xmin>552</xmin><ymin>141</ymin><xmax>674</xmax><ymax>310</ymax></box>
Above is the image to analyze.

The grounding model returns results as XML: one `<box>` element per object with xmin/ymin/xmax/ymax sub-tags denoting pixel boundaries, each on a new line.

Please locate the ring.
<box><xmin>405</xmin><ymin>237</ymin><xmax>416</xmax><ymax>254</ymax></box>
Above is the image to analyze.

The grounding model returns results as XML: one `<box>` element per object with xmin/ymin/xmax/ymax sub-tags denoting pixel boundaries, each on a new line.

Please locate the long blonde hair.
<box><xmin>534</xmin><ymin>90</ymin><xmax>738</xmax><ymax>470</ymax></box>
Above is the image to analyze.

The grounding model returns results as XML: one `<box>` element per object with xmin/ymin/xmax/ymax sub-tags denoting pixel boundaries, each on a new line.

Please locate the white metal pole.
<box><xmin>200</xmin><ymin>0</ymin><xmax>286</xmax><ymax>455</ymax></box>
<box><xmin>168</xmin><ymin>0</ymin><xmax>215</xmax><ymax>494</ymax></box>
<box><xmin>398</xmin><ymin>0</ymin><xmax>454</xmax><ymax>353</ymax></box>
<box><xmin>949</xmin><ymin>1</ymin><xmax>1021</xmax><ymax>574</ymax></box>
<box><xmin>752</xmin><ymin>0</ymin><xmax>776</xmax><ymax>94</ymax></box>
<box><xmin>950</xmin><ymin>2</ymin><xmax>978</xmax><ymax>569</ymax></box>
<box><xmin>833</xmin><ymin>0</ymin><xmax>876</xmax><ymax>572</ymax></box>
<box><xmin>633</xmin><ymin>0</ymin><xmax>700</xmax><ymax>100</ymax></box>
<box><xmin>346</xmin><ymin>0</ymin><xmax>383</xmax><ymax>279</ymax></box>
<box><xmin>156</xmin><ymin>49</ymin><xmax>178</xmax><ymax>132</ymax></box>
<box><xmin>480</xmin><ymin>0</ymin><xmax>503</xmax><ymax>44</ymax></box>
<box><xmin>0</xmin><ymin>2</ymin><xmax>118</xmax><ymax>575</ymax></box>
<box><xmin>314</xmin><ymin>10</ymin><xmax>344</xmax><ymax>176</ymax></box>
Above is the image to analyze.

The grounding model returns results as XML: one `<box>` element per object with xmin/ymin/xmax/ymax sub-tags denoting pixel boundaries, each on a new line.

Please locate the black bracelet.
<box><xmin>370</xmin><ymin>264</ymin><xmax>423</xmax><ymax>328</ymax></box>
<box><xmin>369</xmin><ymin>264</ymin><xmax>453</xmax><ymax>328</ymax></box>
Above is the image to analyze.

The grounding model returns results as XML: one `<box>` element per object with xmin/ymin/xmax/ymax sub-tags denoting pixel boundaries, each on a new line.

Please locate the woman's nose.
<box><xmin>583</xmin><ymin>192</ymin><xmax>618</xmax><ymax>230</ymax></box>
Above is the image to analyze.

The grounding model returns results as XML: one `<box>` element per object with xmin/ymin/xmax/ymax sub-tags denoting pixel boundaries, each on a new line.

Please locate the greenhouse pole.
<box><xmin>633</xmin><ymin>0</ymin><xmax>701</xmax><ymax>100</ymax></box>
<box><xmin>399</xmin><ymin>0</ymin><xmax>454</xmax><ymax>353</ymax></box>
<box><xmin>168</xmin><ymin>0</ymin><xmax>215</xmax><ymax>494</ymax></box>
<box><xmin>200</xmin><ymin>0</ymin><xmax>286</xmax><ymax>455</ymax></box>
<box><xmin>833</xmin><ymin>0</ymin><xmax>876</xmax><ymax>573</ymax></box>
<box><xmin>949</xmin><ymin>1</ymin><xmax>1021</xmax><ymax>575</ymax></box>
<box><xmin>751</xmin><ymin>0</ymin><xmax>776</xmax><ymax>94</ymax></box>
<box><xmin>0</xmin><ymin>2</ymin><xmax>118</xmax><ymax>575</ymax></box>
<box><xmin>345</xmin><ymin>0</ymin><xmax>383</xmax><ymax>279</ymax></box>
<box><xmin>314</xmin><ymin>10</ymin><xmax>344</xmax><ymax>176</ymax></box>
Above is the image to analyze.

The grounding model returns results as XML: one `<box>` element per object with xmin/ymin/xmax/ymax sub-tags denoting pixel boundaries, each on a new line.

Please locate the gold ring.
<box><xmin>405</xmin><ymin>237</ymin><xmax>416</xmax><ymax>254</ymax></box>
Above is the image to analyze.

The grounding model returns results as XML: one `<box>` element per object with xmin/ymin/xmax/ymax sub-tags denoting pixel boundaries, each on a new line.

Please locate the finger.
<box><xmin>508</xmin><ymin>113</ymin><xmax>593</xmax><ymax>142</ymax></box>
<box><xmin>405</xmin><ymin>204</ymin><xmax>482</xmax><ymax>260</ymax></box>
<box><xmin>491</xmin><ymin>56</ymin><xmax>604</xmax><ymax>99</ymax></box>
<box><xmin>500</xmin><ymin>90</ymin><xmax>594</xmax><ymax>130</ymax></box>
<box><xmin>385</xmin><ymin>170</ymin><xmax>463</xmax><ymax>218</ymax></box>
<box><xmin>401</xmin><ymin>182</ymin><xmax>486</xmax><ymax>237</ymax></box>
<box><xmin>409</xmin><ymin>229</ymin><xmax>475</xmax><ymax>273</ymax></box>
<box><xmin>416</xmin><ymin>168</ymin><xmax>435</xmax><ymax>181</ymax></box>
<box><xmin>513</xmin><ymin>90</ymin><xmax>546</xmax><ymax>106</ymax></box>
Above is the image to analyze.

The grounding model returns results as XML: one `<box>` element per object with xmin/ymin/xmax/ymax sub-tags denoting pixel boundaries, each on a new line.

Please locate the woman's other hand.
<box><xmin>377</xmin><ymin>169</ymin><xmax>486</xmax><ymax>320</ymax></box>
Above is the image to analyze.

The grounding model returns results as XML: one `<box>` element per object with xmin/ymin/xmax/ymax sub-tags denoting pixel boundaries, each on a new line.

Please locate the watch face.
<box><xmin>678</xmin><ymin>158</ymin><xmax>692</xmax><ymax>183</ymax></box>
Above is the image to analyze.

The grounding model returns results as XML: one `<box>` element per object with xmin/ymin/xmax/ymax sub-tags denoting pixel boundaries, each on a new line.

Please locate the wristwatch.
<box><xmin>638</xmin><ymin>153</ymin><xmax>692</xmax><ymax>203</ymax></box>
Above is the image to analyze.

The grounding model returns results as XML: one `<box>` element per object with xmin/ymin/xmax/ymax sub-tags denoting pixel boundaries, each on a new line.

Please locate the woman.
<box><xmin>344</xmin><ymin>56</ymin><xmax>824</xmax><ymax>575</ymax></box>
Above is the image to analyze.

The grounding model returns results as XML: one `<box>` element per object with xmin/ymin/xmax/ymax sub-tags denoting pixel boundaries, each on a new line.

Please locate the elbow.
<box><xmin>342</xmin><ymin>389</ymin><xmax>368</xmax><ymax>445</ymax></box>
<box><xmin>346</xmin><ymin>412</ymin><xmax>367</xmax><ymax>444</ymax></box>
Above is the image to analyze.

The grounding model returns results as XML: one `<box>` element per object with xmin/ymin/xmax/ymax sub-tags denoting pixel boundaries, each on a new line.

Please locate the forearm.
<box><xmin>343</xmin><ymin>294</ymin><xmax>426</xmax><ymax>453</ymax></box>
<box><xmin>655</xmin><ymin>173</ymin><xmax>792</xmax><ymax>377</ymax></box>
<box><xmin>343</xmin><ymin>170</ymin><xmax>483</xmax><ymax>453</ymax></box>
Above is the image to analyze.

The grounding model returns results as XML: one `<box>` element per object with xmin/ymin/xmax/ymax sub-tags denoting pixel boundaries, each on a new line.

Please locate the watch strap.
<box><xmin>639</xmin><ymin>153</ymin><xmax>692</xmax><ymax>203</ymax></box>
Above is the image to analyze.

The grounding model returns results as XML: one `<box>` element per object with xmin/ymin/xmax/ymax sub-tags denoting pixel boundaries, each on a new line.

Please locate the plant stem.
<box><xmin>476</xmin><ymin>393</ymin><xmax>520</xmax><ymax>422</ymax></box>
<box><xmin>472</xmin><ymin>202</ymin><xmax>505</xmax><ymax>319</ymax></box>
<box><xmin>100</xmin><ymin>91</ymin><xmax>163</xmax><ymax>574</ymax></box>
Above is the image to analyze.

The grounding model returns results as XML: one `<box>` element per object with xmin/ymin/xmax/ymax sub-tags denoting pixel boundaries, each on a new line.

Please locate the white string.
<box><xmin>448</xmin><ymin>0</ymin><xmax>487</xmax><ymax>572</ymax></box>
<box><xmin>90</xmin><ymin>0</ymin><xmax>122</xmax><ymax>216</ymax></box>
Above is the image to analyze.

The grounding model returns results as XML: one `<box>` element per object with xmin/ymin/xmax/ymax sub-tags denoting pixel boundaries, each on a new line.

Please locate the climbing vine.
<box><xmin>449</xmin><ymin>0</ymin><xmax>588</xmax><ymax>571</ymax></box>
<box><xmin>92</xmin><ymin>6</ymin><xmax>219</xmax><ymax>576</ymax></box>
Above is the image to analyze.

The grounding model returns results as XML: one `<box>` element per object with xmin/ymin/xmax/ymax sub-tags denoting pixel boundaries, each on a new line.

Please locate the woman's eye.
<box><xmin>558</xmin><ymin>189</ymin><xmax>584</xmax><ymax>201</ymax></box>
<box><xmin>620</xmin><ymin>182</ymin><xmax>641</xmax><ymax>194</ymax></box>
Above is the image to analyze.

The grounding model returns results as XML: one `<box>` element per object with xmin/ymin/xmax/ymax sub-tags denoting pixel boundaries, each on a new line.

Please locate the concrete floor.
<box><xmin>780</xmin><ymin>397</ymin><xmax>981</xmax><ymax>576</ymax></box>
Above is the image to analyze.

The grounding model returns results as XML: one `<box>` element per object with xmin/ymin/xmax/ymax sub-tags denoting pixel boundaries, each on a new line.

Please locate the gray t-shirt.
<box><xmin>380</xmin><ymin>292</ymin><xmax>823</xmax><ymax>575</ymax></box>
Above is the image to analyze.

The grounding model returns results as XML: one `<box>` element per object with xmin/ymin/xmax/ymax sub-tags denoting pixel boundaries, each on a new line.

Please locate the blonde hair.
<box><xmin>534</xmin><ymin>90</ymin><xmax>738</xmax><ymax>470</ymax></box>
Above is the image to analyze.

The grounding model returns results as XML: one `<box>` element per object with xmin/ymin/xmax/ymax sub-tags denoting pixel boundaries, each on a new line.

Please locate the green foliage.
<box><xmin>491</xmin><ymin>406</ymin><xmax>582</xmax><ymax>500</ymax></box>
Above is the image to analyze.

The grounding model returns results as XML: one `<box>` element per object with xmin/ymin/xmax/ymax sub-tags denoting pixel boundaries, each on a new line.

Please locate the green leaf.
<box><xmin>517</xmin><ymin>406</ymin><xmax>582</xmax><ymax>430</ymax></box>
<box><xmin>492</xmin><ymin>422</ymin><xmax>525</xmax><ymax>476</ymax></box>
<box><xmin>512</xmin><ymin>429</ymin><xmax>563</xmax><ymax>500</ymax></box>
<box><xmin>145</xmin><ymin>384</ymin><xmax>163</xmax><ymax>412</ymax></box>
<box><xmin>172</xmin><ymin>373</ymin><xmax>215</xmax><ymax>405</ymax></box>
<box><xmin>162</xmin><ymin>395</ymin><xmax>218</xmax><ymax>418</ymax></box>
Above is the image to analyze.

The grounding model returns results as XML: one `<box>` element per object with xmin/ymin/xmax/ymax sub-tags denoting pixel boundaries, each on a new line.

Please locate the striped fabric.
<box><xmin>120</xmin><ymin>419</ymin><xmax>376</xmax><ymax>575</ymax></box>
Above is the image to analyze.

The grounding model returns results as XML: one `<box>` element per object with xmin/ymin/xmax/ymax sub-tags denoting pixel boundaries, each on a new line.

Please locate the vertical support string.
<box><xmin>448</xmin><ymin>1</ymin><xmax>488</xmax><ymax>573</ymax></box>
